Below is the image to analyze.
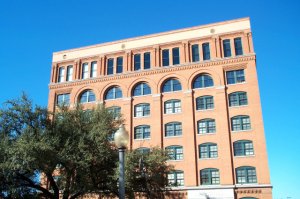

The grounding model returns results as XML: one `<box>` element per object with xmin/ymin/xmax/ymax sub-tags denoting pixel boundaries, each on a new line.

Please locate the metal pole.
<box><xmin>118</xmin><ymin>147</ymin><xmax>125</xmax><ymax>199</ymax></box>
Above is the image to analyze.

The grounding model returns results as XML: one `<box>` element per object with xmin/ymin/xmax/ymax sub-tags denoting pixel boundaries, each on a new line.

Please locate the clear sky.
<box><xmin>0</xmin><ymin>0</ymin><xmax>299</xmax><ymax>198</ymax></box>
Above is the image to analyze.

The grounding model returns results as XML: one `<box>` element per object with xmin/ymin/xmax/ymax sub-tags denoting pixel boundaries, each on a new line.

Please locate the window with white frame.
<box><xmin>164</xmin><ymin>99</ymin><xmax>181</xmax><ymax>114</ymax></box>
<box><xmin>134</xmin><ymin>103</ymin><xmax>150</xmax><ymax>117</ymax></box>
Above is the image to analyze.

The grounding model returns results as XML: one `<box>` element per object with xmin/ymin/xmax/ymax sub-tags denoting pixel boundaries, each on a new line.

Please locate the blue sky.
<box><xmin>0</xmin><ymin>0</ymin><xmax>299</xmax><ymax>198</ymax></box>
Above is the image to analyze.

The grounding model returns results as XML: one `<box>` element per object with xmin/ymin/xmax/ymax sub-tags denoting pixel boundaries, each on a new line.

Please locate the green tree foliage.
<box><xmin>0</xmin><ymin>95</ymin><xmax>172</xmax><ymax>199</ymax></box>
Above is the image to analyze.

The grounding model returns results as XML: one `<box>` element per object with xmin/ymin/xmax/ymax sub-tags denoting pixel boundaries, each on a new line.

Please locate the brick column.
<box><xmin>182</xmin><ymin>90</ymin><xmax>198</xmax><ymax>186</ymax></box>
<box><xmin>153</xmin><ymin>45</ymin><xmax>160</xmax><ymax>67</ymax></box>
<box><xmin>101</xmin><ymin>56</ymin><xmax>106</xmax><ymax>75</ymax></box>
<box><xmin>50</xmin><ymin>63</ymin><xmax>57</xmax><ymax>83</ymax></box>
<box><xmin>126</xmin><ymin>50</ymin><xmax>132</xmax><ymax>72</ymax></box>
<box><xmin>73</xmin><ymin>60</ymin><xmax>78</xmax><ymax>80</ymax></box>
<box><xmin>97</xmin><ymin>56</ymin><xmax>101</xmax><ymax>77</ymax></box>
<box><xmin>181</xmin><ymin>41</ymin><xmax>189</xmax><ymax>63</ymax></box>
<box><xmin>122</xmin><ymin>97</ymin><xmax>133</xmax><ymax>149</ymax></box>
<box><xmin>76</xmin><ymin>59</ymin><xmax>82</xmax><ymax>79</ymax></box>
<box><xmin>152</xmin><ymin>94</ymin><xmax>163</xmax><ymax>148</ymax></box>
<box><xmin>247</xmin><ymin>32</ymin><xmax>254</xmax><ymax>53</ymax></box>
<box><xmin>242</xmin><ymin>32</ymin><xmax>250</xmax><ymax>54</ymax></box>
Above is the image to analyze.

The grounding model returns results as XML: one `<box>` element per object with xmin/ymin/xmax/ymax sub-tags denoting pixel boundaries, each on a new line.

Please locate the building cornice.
<box><xmin>49</xmin><ymin>55</ymin><xmax>255</xmax><ymax>90</ymax></box>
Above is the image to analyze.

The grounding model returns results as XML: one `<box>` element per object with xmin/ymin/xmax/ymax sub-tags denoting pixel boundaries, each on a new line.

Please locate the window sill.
<box><xmin>164</xmin><ymin>135</ymin><xmax>183</xmax><ymax>139</ymax></box>
<box><xmin>229</xmin><ymin>105</ymin><xmax>248</xmax><ymax>109</ymax></box>
<box><xmin>134</xmin><ymin>138</ymin><xmax>151</xmax><ymax>141</ymax></box>
<box><xmin>227</xmin><ymin>81</ymin><xmax>247</xmax><ymax>86</ymax></box>
<box><xmin>167</xmin><ymin>159</ymin><xmax>184</xmax><ymax>162</ymax></box>
<box><xmin>104</xmin><ymin>98</ymin><xmax>123</xmax><ymax>102</ymax></box>
<box><xmin>132</xmin><ymin>94</ymin><xmax>152</xmax><ymax>98</ymax></box>
<box><xmin>197</xmin><ymin>132</ymin><xmax>216</xmax><ymax>136</ymax></box>
<box><xmin>164</xmin><ymin>112</ymin><xmax>182</xmax><ymax>115</ymax></box>
<box><xmin>199</xmin><ymin>157</ymin><xmax>218</xmax><ymax>160</ymax></box>
<box><xmin>196</xmin><ymin>108</ymin><xmax>215</xmax><ymax>112</ymax></box>
<box><xmin>234</xmin><ymin>155</ymin><xmax>255</xmax><ymax>158</ymax></box>
<box><xmin>231</xmin><ymin>129</ymin><xmax>252</xmax><ymax>133</ymax></box>
<box><xmin>162</xmin><ymin>90</ymin><xmax>183</xmax><ymax>94</ymax></box>
<box><xmin>134</xmin><ymin>115</ymin><xmax>151</xmax><ymax>119</ymax></box>
<box><xmin>193</xmin><ymin>86</ymin><xmax>215</xmax><ymax>91</ymax></box>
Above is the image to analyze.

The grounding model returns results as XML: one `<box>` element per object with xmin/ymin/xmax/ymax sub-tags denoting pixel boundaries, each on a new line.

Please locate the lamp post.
<box><xmin>114</xmin><ymin>124</ymin><xmax>129</xmax><ymax>199</ymax></box>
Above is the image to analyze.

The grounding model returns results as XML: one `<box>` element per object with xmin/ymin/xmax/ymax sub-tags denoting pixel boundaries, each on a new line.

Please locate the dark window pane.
<box><xmin>202</xmin><ymin>43</ymin><xmax>210</xmax><ymax>60</ymax></box>
<box><xmin>117</xmin><ymin>57</ymin><xmax>123</xmax><ymax>73</ymax></box>
<box><xmin>234</xmin><ymin>37</ymin><xmax>243</xmax><ymax>56</ymax></box>
<box><xmin>223</xmin><ymin>39</ymin><xmax>231</xmax><ymax>57</ymax></box>
<box><xmin>172</xmin><ymin>47</ymin><xmax>180</xmax><ymax>65</ymax></box>
<box><xmin>144</xmin><ymin>52</ymin><xmax>151</xmax><ymax>69</ymax></box>
<box><xmin>134</xmin><ymin>54</ymin><xmax>141</xmax><ymax>71</ymax></box>
<box><xmin>107</xmin><ymin>58</ymin><xmax>114</xmax><ymax>75</ymax></box>
<box><xmin>162</xmin><ymin>49</ymin><xmax>169</xmax><ymax>66</ymax></box>
<box><xmin>192</xmin><ymin>44</ymin><xmax>200</xmax><ymax>62</ymax></box>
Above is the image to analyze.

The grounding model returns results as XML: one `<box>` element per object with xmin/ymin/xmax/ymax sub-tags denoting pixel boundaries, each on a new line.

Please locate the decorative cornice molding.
<box><xmin>49</xmin><ymin>55</ymin><xmax>256</xmax><ymax>90</ymax></box>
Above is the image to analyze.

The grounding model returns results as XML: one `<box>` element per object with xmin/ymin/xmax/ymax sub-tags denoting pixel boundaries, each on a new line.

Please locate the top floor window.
<box><xmin>90</xmin><ymin>61</ymin><xmax>97</xmax><ymax>78</ymax></box>
<box><xmin>134</xmin><ymin>54</ymin><xmax>141</xmax><ymax>71</ymax></box>
<box><xmin>58</xmin><ymin>67</ymin><xmax>65</xmax><ymax>83</ymax></box>
<box><xmin>223</xmin><ymin>39</ymin><xmax>231</xmax><ymax>57</ymax></box>
<box><xmin>82</xmin><ymin>63</ymin><xmax>89</xmax><ymax>79</ymax></box>
<box><xmin>117</xmin><ymin>57</ymin><xmax>123</xmax><ymax>74</ymax></box>
<box><xmin>162</xmin><ymin>49</ymin><xmax>169</xmax><ymax>66</ymax></box>
<box><xmin>107</xmin><ymin>58</ymin><xmax>114</xmax><ymax>75</ymax></box>
<box><xmin>234</xmin><ymin>37</ymin><xmax>243</xmax><ymax>56</ymax></box>
<box><xmin>144</xmin><ymin>52</ymin><xmax>151</xmax><ymax>69</ymax></box>
<box><xmin>191</xmin><ymin>44</ymin><xmax>200</xmax><ymax>62</ymax></box>
<box><xmin>162</xmin><ymin>78</ymin><xmax>182</xmax><ymax>93</ymax></box>
<box><xmin>66</xmin><ymin>65</ymin><xmax>73</xmax><ymax>81</ymax></box>
<box><xmin>193</xmin><ymin>74</ymin><xmax>214</xmax><ymax>89</ymax></box>
<box><xmin>202</xmin><ymin>43</ymin><xmax>210</xmax><ymax>60</ymax></box>
<box><xmin>105</xmin><ymin>86</ymin><xmax>122</xmax><ymax>100</ymax></box>
<box><xmin>172</xmin><ymin>47</ymin><xmax>180</xmax><ymax>65</ymax></box>
<box><xmin>133</xmin><ymin>82</ymin><xmax>151</xmax><ymax>96</ymax></box>
<box><xmin>226</xmin><ymin>69</ymin><xmax>245</xmax><ymax>84</ymax></box>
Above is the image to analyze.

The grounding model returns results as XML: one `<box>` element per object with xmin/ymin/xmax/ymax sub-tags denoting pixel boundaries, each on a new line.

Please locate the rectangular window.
<box><xmin>191</xmin><ymin>44</ymin><xmax>200</xmax><ymax>62</ymax></box>
<box><xmin>202</xmin><ymin>43</ymin><xmax>211</xmax><ymax>60</ymax></box>
<box><xmin>90</xmin><ymin>61</ymin><xmax>97</xmax><ymax>78</ymax></box>
<box><xmin>134</xmin><ymin>104</ymin><xmax>150</xmax><ymax>117</ymax></box>
<box><xmin>58</xmin><ymin>67</ymin><xmax>65</xmax><ymax>82</ymax></box>
<box><xmin>223</xmin><ymin>39</ymin><xmax>231</xmax><ymax>57</ymax></box>
<box><xmin>57</xmin><ymin>93</ymin><xmax>70</xmax><ymax>105</ymax></box>
<box><xmin>134</xmin><ymin>54</ymin><xmax>141</xmax><ymax>71</ymax></box>
<box><xmin>164</xmin><ymin>100</ymin><xmax>181</xmax><ymax>114</ymax></box>
<box><xmin>117</xmin><ymin>57</ymin><xmax>123</xmax><ymax>73</ymax></box>
<box><xmin>226</xmin><ymin>69</ymin><xmax>245</xmax><ymax>84</ymax></box>
<box><xmin>82</xmin><ymin>63</ymin><xmax>89</xmax><ymax>79</ymax></box>
<box><xmin>144</xmin><ymin>52</ymin><xmax>151</xmax><ymax>69</ymax></box>
<box><xmin>172</xmin><ymin>47</ymin><xmax>180</xmax><ymax>65</ymax></box>
<box><xmin>162</xmin><ymin>49</ymin><xmax>169</xmax><ymax>66</ymax></box>
<box><xmin>66</xmin><ymin>66</ymin><xmax>73</xmax><ymax>81</ymax></box>
<box><xmin>234</xmin><ymin>37</ymin><xmax>243</xmax><ymax>56</ymax></box>
<box><xmin>107</xmin><ymin>58</ymin><xmax>114</xmax><ymax>75</ymax></box>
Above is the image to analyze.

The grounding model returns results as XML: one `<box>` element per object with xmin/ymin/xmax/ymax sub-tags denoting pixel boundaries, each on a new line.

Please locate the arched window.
<box><xmin>165</xmin><ymin>145</ymin><xmax>183</xmax><ymax>160</ymax></box>
<box><xmin>229</xmin><ymin>91</ymin><xmax>248</xmax><ymax>107</ymax></box>
<box><xmin>162</xmin><ymin>78</ymin><xmax>182</xmax><ymax>92</ymax></box>
<box><xmin>79</xmin><ymin>90</ymin><xmax>96</xmax><ymax>103</ymax></box>
<box><xmin>165</xmin><ymin>122</ymin><xmax>182</xmax><ymax>137</ymax></box>
<box><xmin>231</xmin><ymin>115</ymin><xmax>251</xmax><ymax>131</ymax></box>
<box><xmin>134</xmin><ymin>103</ymin><xmax>150</xmax><ymax>117</ymax></box>
<box><xmin>233</xmin><ymin>140</ymin><xmax>254</xmax><ymax>156</ymax></box>
<box><xmin>105</xmin><ymin>86</ymin><xmax>122</xmax><ymax>100</ymax></box>
<box><xmin>167</xmin><ymin>170</ymin><xmax>184</xmax><ymax>186</ymax></box>
<box><xmin>236</xmin><ymin>166</ymin><xmax>257</xmax><ymax>184</ymax></box>
<box><xmin>132</xmin><ymin>82</ymin><xmax>151</xmax><ymax>96</ymax></box>
<box><xmin>199</xmin><ymin>143</ymin><xmax>218</xmax><ymax>159</ymax></box>
<box><xmin>197</xmin><ymin>119</ymin><xmax>216</xmax><ymax>134</ymax></box>
<box><xmin>196</xmin><ymin>95</ymin><xmax>214</xmax><ymax>110</ymax></box>
<box><xmin>200</xmin><ymin>168</ymin><xmax>220</xmax><ymax>185</ymax></box>
<box><xmin>193</xmin><ymin>74</ymin><xmax>214</xmax><ymax>89</ymax></box>
<box><xmin>134</xmin><ymin>125</ymin><xmax>150</xmax><ymax>140</ymax></box>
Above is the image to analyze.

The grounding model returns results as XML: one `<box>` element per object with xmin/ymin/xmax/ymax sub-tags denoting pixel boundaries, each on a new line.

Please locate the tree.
<box><xmin>0</xmin><ymin>94</ymin><xmax>172</xmax><ymax>199</ymax></box>
<box><xmin>124</xmin><ymin>148</ymin><xmax>173</xmax><ymax>199</ymax></box>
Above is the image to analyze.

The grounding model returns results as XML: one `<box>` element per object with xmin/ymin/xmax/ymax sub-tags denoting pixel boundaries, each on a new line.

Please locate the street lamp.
<box><xmin>114</xmin><ymin>124</ymin><xmax>129</xmax><ymax>199</ymax></box>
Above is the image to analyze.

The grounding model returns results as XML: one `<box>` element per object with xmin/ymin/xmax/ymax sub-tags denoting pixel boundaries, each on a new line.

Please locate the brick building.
<box><xmin>48</xmin><ymin>17</ymin><xmax>272</xmax><ymax>199</ymax></box>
